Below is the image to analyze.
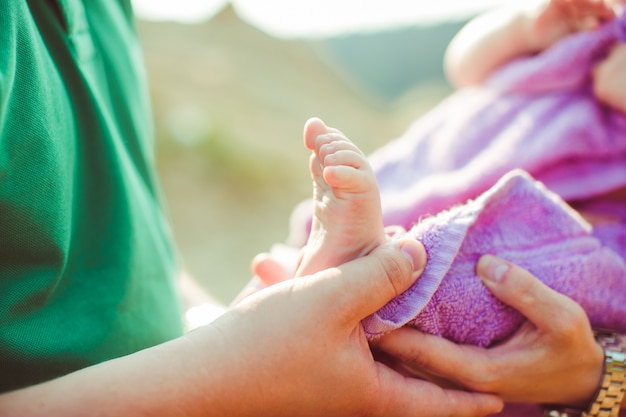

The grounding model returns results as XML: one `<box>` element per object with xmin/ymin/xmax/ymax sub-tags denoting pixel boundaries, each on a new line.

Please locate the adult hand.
<box><xmin>373</xmin><ymin>255</ymin><xmax>604</xmax><ymax>409</ymax></box>
<box><xmin>0</xmin><ymin>241</ymin><xmax>502</xmax><ymax>417</ymax></box>
<box><xmin>192</xmin><ymin>241</ymin><xmax>503</xmax><ymax>417</ymax></box>
<box><xmin>593</xmin><ymin>43</ymin><xmax>626</xmax><ymax>114</ymax></box>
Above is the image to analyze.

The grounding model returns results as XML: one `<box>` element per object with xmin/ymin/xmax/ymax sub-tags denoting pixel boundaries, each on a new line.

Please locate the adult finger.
<box><xmin>374</xmin><ymin>327</ymin><xmax>490</xmax><ymax>391</ymax></box>
<box><xmin>375</xmin><ymin>362</ymin><xmax>503</xmax><ymax>417</ymax></box>
<box><xmin>318</xmin><ymin>239</ymin><xmax>426</xmax><ymax>323</ymax></box>
<box><xmin>476</xmin><ymin>255</ymin><xmax>586</xmax><ymax>333</ymax></box>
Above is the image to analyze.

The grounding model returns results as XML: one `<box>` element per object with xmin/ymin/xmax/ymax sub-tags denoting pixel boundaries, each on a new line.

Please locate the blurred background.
<box><xmin>132</xmin><ymin>0</ymin><xmax>515</xmax><ymax>304</ymax></box>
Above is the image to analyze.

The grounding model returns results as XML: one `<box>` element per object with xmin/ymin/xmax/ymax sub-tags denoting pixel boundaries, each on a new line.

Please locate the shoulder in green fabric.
<box><xmin>0</xmin><ymin>0</ymin><xmax>183</xmax><ymax>393</ymax></box>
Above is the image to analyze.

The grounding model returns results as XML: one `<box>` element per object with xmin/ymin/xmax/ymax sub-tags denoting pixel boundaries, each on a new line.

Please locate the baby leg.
<box><xmin>295</xmin><ymin>118</ymin><xmax>387</xmax><ymax>277</ymax></box>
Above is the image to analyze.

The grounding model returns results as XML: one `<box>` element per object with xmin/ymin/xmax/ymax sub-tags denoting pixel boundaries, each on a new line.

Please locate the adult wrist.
<box><xmin>544</xmin><ymin>330</ymin><xmax>626</xmax><ymax>417</ymax></box>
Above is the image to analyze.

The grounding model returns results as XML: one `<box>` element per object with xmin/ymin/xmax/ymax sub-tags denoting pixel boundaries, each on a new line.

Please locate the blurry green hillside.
<box><xmin>138</xmin><ymin>6</ymin><xmax>459</xmax><ymax>303</ymax></box>
<box><xmin>315</xmin><ymin>20</ymin><xmax>466</xmax><ymax>100</ymax></box>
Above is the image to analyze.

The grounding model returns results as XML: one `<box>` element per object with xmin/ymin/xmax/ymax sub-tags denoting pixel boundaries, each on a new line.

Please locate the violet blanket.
<box><xmin>277</xmin><ymin>13</ymin><xmax>626</xmax><ymax>416</ymax></box>
<box><xmin>365</xmin><ymin>12</ymin><xmax>626</xmax><ymax>229</ymax></box>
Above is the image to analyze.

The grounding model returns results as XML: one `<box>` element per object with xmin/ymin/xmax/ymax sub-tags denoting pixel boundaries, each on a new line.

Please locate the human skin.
<box><xmin>444</xmin><ymin>0</ymin><xmax>616</xmax><ymax>87</ymax></box>
<box><xmin>373</xmin><ymin>254</ymin><xmax>611</xmax><ymax>410</ymax></box>
<box><xmin>295</xmin><ymin>117</ymin><xmax>387</xmax><ymax>277</ymax></box>
<box><xmin>248</xmin><ymin>117</ymin><xmax>388</xmax><ymax>285</ymax></box>
<box><xmin>0</xmin><ymin>241</ymin><xmax>503</xmax><ymax>417</ymax></box>
<box><xmin>592</xmin><ymin>43</ymin><xmax>626</xmax><ymax>113</ymax></box>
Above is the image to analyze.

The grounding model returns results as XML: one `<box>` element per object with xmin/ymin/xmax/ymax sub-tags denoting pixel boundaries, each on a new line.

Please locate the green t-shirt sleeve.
<box><xmin>0</xmin><ymin>0</ymin><xmax>184</xmax><ymax>393</ymax></box>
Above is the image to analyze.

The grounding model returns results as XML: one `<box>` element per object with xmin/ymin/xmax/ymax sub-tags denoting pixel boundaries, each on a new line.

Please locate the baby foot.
<box><xmin>295</xmin><ymin>118</ymin><xmax>387</xmax><ymax>277</ymax></box>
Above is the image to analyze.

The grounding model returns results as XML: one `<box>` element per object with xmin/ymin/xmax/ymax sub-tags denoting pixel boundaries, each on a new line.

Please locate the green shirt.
<box><xmin>0</xmin><ymin>0</ymin><xmax>184</xmax><ymax>392</ymax></box>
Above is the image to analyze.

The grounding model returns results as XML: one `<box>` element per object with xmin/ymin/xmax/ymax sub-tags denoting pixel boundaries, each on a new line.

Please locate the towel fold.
<box><xmin>363</xmin><ymin>170</ymin><xmax>626</xmax><ymax>345</ymax></box>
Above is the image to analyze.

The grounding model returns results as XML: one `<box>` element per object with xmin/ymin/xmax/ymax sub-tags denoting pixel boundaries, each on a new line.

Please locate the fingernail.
<box><xmin>478</xmin><ymin>255</ymin><xmax>509</xmax><ymax>283</ymax></box>
<box><xmin>400</xmin><ymin>240</ymin><xmax>426</xmax><ymax>273</ymax></box>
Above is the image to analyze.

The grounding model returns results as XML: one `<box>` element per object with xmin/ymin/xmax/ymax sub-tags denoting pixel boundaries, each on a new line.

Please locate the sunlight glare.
<box><xmin>132</xmin><ymin>0</ymin><xmax>523</xmax><ymax>37</ymax></box>
<box><xmin>131</xmin><ymin>0</ymin><xmax>228</xmax><ymax>23</ymax></box>
<box><xmin>233</xmin><ymin>0</ymin><xmax>511</xmax><ymax>37</ymax></box>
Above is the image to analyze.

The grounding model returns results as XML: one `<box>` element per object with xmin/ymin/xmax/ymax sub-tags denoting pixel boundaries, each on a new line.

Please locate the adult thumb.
<box><xmin>328</xmin><ymin>239</ymin><xmax>426</xmax><ymax>323</ymax></box>
<box><xmin>475</xmin><ymin>254</ymin><xmax>582</xmax><ymax>331</ymax></box>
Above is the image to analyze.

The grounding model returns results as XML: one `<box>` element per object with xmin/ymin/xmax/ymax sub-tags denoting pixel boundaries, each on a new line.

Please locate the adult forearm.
<box><xmin>0</xmin><ymin>321</ymin><xmax>250</xmax><ymax>417</ymax></box>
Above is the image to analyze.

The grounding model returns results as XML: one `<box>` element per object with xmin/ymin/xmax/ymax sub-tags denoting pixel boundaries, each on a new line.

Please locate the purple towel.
<box><xmin>362</xmin><ymin>170</ymin><xmax>626</xmax><ymax>344</ymax></box>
